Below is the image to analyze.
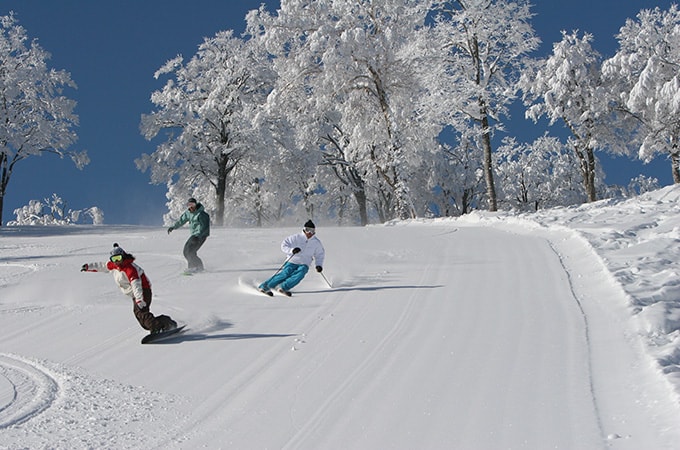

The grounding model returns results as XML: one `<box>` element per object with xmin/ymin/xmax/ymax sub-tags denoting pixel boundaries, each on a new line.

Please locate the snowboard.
<box><xmin>141</xmin><ymin>324</ymin><xmax>186</xmax><ymax>344</ymax></box>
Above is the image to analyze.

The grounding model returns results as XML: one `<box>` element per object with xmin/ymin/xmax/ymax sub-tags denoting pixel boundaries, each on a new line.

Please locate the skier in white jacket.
<box><xmin>259</xmin><ymin>220</ymin><xmax>325</xmax><ymax>296</ymax></box>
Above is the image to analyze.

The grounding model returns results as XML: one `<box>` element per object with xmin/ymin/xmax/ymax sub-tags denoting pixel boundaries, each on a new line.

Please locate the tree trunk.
<box><xmin>0</xmin><ymin>151</ymin><xmax>8</xmax><ymax>227</ymax></box>
<box><xmin>672</xmin><ymin>151</ymin><xmax>680</xmax><ymax>184</ymax></box>
<box><xmin>354</xmin><ymin>189</ymin><xmax>368</xmax><ymax>226</ymax></box>
<box><xmin>480</xmin><ymin>113</ymin><xmax>497</xmax><ymax>212</ymax></box>
<box><xmin>585</xmin><ymin>147</ymin><xmax>597</xmax><ymax>202</ymax></box>
<box><xmin>573</xmin><ymin>144</ymin><xmax>597</xmax><ymax>203</ymax></box>
<box><xmin>214</xmin><ymin>162</ymin><xmax>227</xmax><ymax>227</ymax></box>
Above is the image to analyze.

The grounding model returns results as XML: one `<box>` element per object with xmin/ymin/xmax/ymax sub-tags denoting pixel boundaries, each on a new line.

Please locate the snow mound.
<box><xmin>0</xmin><ymin>353</ymin><xmax>186</xmax><ymax>449</ymax></box>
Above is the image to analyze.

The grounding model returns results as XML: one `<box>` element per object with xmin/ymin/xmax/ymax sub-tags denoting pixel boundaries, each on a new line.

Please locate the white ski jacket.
<box><xmin>281</xmin><ymin>232</ymin><xmax>325</xmax><ymax>268</ymax></box>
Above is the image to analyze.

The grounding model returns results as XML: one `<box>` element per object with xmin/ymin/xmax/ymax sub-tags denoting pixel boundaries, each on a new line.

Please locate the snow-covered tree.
<box><xmin>246</xmin><ymin>0</ymin><xmax>441</xmax><ymax>224</ymax></box>
<box><xmin>0</xmin><ymin>13</ymin><xmax>87</xmax><ymax>226</ymax></box>
<box><xmin>627</xmin><ymin>175</ymin><xmax>660</xmax><ymax>196</ymax></box>
<box><xmin>604</xmin><ymin>5</ymin><xmax>680</xmax><ymax>183</ymax></box>
<box><xmin>426</xmin><ymin>130</ymin><xmax>486</xmax><ymax>216</ymax></box>
<box><xmin>519</xmin><ymin>31</ymin><xmax>629</xmax><ymax>202</ymax></box>
<box><xmin>495</xmin><ymin>135</ymin><xmax>587</xmax><ymax>211</ymax></box>
<box><xmin>432</xmin><ymin>0</ymin><xmax>540</xmax><ymax>212</ymax></box>
<box><xmin>138</xmin><ymin>30</ymin><xmax>275</xmax><ymax>226</ymax></box>
<box><xmin>8</xmin><ymin>194</ymin><xmax>103</xmax><ymax>225</ymax></box>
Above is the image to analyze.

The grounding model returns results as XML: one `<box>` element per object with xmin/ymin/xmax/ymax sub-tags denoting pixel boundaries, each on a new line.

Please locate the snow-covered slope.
<box><xmin>466</xmin><ymin>184</ymin><xmax>680</xmax><ymax>397</ymax></box>
<box><xmin>1</xmin><ymin>187</ymin><xmax>680</xmax><ymax>449</ymax></box>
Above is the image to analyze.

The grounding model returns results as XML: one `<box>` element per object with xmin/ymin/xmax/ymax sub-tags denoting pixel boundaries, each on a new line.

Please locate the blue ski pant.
<box><xmin>260</xmin><ymin>262</ymin><xmax>309</xmax><ymax>291</ymax></box>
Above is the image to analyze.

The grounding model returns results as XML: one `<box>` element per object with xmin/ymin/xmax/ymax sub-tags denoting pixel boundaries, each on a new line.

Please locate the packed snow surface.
<box><xmin>2</xmin><ymin>186</ymin><xmax>680</xmax><ymax>449</ymax></box>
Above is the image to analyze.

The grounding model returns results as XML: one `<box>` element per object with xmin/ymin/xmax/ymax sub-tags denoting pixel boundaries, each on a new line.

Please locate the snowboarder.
<box><xmin>258</xmin><ymin>220</ymin><xmax>325</xmax><ymax>296</ymax></box>
<box><xmin>81</xmin><ymin>244</ymin><xmax>177</xmax><ymax>333</ymax></box>
<box><xmin>167</xmin><ymin>197</ymin><xmax>210</xmax><ymax>273</ymax></box>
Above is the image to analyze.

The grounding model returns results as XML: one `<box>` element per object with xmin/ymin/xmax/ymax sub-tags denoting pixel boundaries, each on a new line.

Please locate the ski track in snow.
<box><xmin>0</xmin><ymin>353</ymin><xmax>186</xmax><ymax>449</ymax></box>
<box><xmin>0</xmin><ymin>354</ymin><xmax>59</xmax><ymax>428</ymax></box>
<box><xmin>2</xmin><ymin>199</ymin><xmax>680</xmax><ymax>448</ymax></box>
<box><xmin>283</xmin><ymin>263</ymin><xmax>428</xmax><ymax>449</ymax></box>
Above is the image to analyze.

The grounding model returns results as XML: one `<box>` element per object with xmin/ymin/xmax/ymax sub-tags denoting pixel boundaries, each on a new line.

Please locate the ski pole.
<box><xmin>319</xmin><ymin>271</ymin><xmax>333</xmax><ymax>288</ymax></box>
<box><xmin>271</xmin><ymin>254</ymin><xmax>293</xmax><ymax>277</ymax></box>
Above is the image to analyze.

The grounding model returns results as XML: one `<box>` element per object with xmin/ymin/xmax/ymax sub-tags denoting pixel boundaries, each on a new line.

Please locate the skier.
<box><xmin>259</xmin><ymin>220</ymin><xmax>325</xmax><ymax>296</ymax></box>
<box><xmin>81</xmin><ymin>244</ymin><xmax>177</xmax><ymax>333</ymax></box>
<box><xmin>167</xmin><ymin>197</ymin><xmax>210</xmax><ymax>273</ymax></box>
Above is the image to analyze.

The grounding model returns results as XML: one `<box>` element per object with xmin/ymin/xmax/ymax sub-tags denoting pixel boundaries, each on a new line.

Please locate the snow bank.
<box><xmin>456</xmin><ymin>185</ymin><xmax>680</xmax><ymax>399</ymax></box>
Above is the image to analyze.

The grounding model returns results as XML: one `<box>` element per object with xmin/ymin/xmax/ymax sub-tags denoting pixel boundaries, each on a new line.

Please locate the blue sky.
<box><xmin>1</xmin><ymin>0</ymin><xmax>675</xmax><ymax>226</ymax></box>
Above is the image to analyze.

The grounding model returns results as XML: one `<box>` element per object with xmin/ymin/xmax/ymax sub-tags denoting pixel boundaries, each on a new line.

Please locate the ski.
<box><xmin>258</xmin><ymin>287</ymin><xmax>274</xmax><ymax>297</ymax></box>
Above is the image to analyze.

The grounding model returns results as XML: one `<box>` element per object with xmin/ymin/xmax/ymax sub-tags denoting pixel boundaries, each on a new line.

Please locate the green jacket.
<box><xmin>171</xmin><ymin>203</ymin><xmax>210</xmax><ymax>238</ymax></box>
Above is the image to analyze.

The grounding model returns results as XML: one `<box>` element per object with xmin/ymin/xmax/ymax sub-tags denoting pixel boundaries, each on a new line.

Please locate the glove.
<box><xmin>80</xmin><ymin>264</ymin><xmax>88</xmax><ymax>272</ymax></box>
<box><xmin>316</xmin><ymin>266</ymin><xmax>323</xmax><ymax>273</ymax></box>
<box><xmin>167</xmin><ymin>227</ymin><xmax>173</xmax><ymax>234</ymax></box>
<box><xmin>292</xmin><ymin>247</ymin><xmax>301</xmax><ymax>254</ymax></box>
<box><xmin>135</xmin><ymin>299</ymin><xmax>147</xmax><ymax>309</ymax></box>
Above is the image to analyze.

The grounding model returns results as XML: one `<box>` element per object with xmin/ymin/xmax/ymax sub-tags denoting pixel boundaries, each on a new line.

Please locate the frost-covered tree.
<box><xmin>138</xmin><ymin>30</ymin><xmax>274</xmax><ymax>226</ymax></box>
<box><xmin>520</xmin><ymin>31</ymin><xmax>629</xmax><ymax>202</ymax></box>
<box><xmin>604</xmin><ymin>5</ymin><xmax>680</xmax><ymax>183</ymax></box>
<box><xmin>317</xmin><ymin>119</ymin><xmax>370</xmax><ymax>225</ymax></box>
<box><xmin>8</xmin><ymin>194</ymin><xmax>103</xmax><ymax>225</ymax></box>
<box><xmin>432</xmin><ymin>0</ymin><xmax>540</xmax><ymax>212</ymax></box>
<box><xmin>246</xmin><ymin>0</ymin><xmax>441</xmax><ymax>224</ymax></box>
<box><xmin>495</xmin><ymin>135</ymin><xmax>587</xmax><ymax>211</ymax></box>
<box><xmin>626</xmin><ymin>175</ymin><xmax>659</xmax><ymax>196</ymax></box>
<box><xmin>426</xmin><ymin>131</ymin><xmax>485</xmax><ymax>216</ymax></box>
<box><xmin>0</xmin><ymin>13</ymin><xmax>87</xmax><ymax>226</ymax></box>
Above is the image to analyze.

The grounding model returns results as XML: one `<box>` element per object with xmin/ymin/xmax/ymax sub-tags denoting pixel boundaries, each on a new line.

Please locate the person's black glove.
<box><xmin>316</xmin><ymin>266</ymin><xmax>323</xmax><ymax>273</ymax></box>
<box><xmin>167</xmin><ymin>227</ymin><xmax>174</xmax><ymax>234</ymax></box>
<box><xmin>292</xmin><ymin>247</ymin><xmax>301</xmax><ymax>254</ymax></box>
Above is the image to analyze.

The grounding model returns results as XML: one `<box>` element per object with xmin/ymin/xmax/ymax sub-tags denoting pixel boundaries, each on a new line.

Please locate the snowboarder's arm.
<box><xmin>80</xmin><ymin>261</ymin><xmax>110</xmax><ymax>272</ymax></box>
<box><xmin>130</xmin><ymin>278</ymin><xmax>145</xmax><ymax>307</ymax></box>
<box><xmin>122</xmin><ymin>266</ymin><xmax>146</xmax><ymax>304</ymax></box>
<box><xmin>169</xmin><ymin>211</ymin><xmax>189</xmax><ymax>231</ymax></box>
<box><xmin>197</xmin><ymin>211</ymin><xmax>210</xmax><ymax>238</ymax></box>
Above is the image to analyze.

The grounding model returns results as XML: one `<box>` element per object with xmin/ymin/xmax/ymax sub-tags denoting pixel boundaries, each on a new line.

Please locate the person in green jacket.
<box><xmin>167</xmin><ymin>197</ymin><xmax>210</xmax><ymax>273</ymax></box>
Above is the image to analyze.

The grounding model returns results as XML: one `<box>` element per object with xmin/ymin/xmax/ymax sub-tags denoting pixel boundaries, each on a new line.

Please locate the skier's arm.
<box><xmin>314</xmin><ymin>241</ymin><xmax>325</xmax><ymax>268</ymax></box>
<box><xmin>280</xmin><ymin>235</ymin><xmax>300</xmax><ymax>256</ymax></box>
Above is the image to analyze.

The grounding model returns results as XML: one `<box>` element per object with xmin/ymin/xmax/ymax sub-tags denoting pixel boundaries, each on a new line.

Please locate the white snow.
<box><xmin>2</xmin><ymin>186</ymin><xmax>680</xmax><ymax>449</ymax></box>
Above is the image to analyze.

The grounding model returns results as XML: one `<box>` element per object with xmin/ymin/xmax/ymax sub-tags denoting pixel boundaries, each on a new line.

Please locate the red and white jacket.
<box><xmin>85</xmin><ymin>259</ymin><xmax>151</xmax><ymax>302</ymax></box>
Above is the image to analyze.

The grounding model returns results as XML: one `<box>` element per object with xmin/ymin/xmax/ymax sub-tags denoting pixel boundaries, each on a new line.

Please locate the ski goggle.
<box><xmin>303</xmin><ymin>227</ymin><xmax>315</xmax><ymax>234</ymax></box>
<box><xmin>110</xmin><ymin>254</ymin><xmax>123</xmax><ymax>263</ymax></box>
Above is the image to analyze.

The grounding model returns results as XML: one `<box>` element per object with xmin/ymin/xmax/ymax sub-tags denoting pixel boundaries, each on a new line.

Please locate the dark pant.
<box><xmin>183</xmin><ymin>235</ymin><xmax>207</xmax><ymax>270</ymax></box>
<box><xmin>133</xmin><ymin>287</ymin><xmax>174</xmax><ymax>331</ymax></box>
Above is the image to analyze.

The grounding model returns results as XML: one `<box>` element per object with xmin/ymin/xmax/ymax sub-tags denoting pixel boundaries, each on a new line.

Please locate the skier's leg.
<box><xmin>280</xmin><ymin>264</ymin><xmax>309</xmax><ymax>291</ymax></box>
<box><xmin>260</xmin><ymin>262</ymin><xmax>296</xmax><ymax>290</ymax></box>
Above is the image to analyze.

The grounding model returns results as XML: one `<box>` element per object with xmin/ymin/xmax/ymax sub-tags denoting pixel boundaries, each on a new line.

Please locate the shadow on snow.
<box><xmin>147</xmin><ymin>332</ymin><xmax>297</xmax><ymax>344</ymax></box>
